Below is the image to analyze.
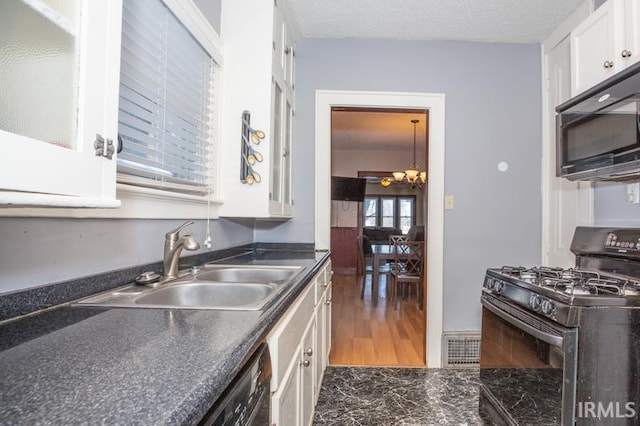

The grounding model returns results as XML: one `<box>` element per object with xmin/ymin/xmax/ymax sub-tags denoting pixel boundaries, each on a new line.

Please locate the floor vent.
<box><xmin>442</xmin><ymin>331</ymin><xmax>481</xmax><ymax>368</ymax></box>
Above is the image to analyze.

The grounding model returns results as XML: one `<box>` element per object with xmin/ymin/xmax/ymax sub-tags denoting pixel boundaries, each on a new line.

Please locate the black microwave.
<box><xmin>556</xmin><ymin>61</ymin><xmax>640</xmax><ymax>181</ymax></box>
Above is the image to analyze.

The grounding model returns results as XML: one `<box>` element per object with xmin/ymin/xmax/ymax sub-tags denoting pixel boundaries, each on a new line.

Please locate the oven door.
<box><xmin>480</xmin><ymin>293</ymin><xmax>578</xmax><ymax>425</ymax></box>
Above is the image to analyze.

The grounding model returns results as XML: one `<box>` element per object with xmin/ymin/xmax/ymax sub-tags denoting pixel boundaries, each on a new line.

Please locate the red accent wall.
<box><xmin>330</xmin><ymin>227</ymin><xmax>358</xmax><ymax>273</ymax></box>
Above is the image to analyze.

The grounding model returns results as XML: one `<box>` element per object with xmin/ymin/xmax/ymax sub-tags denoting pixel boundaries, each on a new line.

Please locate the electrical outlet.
<box><xmin>627</xmin><ymin>183</ymin><xmax>640</xmax><ymax>204</ymax></box>
<box><xmin>444</xmin><ymin>195</ymin><xmax>455</xmax><ymax>210</ymax></box>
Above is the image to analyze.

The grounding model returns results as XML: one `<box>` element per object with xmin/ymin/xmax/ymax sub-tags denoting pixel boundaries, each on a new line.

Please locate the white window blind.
<box><xmin>117</xmin><ymin>0</ymin><xmax>216</xmax><ymax>195</ymax></box>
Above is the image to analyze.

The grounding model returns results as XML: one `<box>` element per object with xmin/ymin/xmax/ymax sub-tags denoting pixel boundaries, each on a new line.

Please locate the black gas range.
<box><xmin>480</xmin><ymin>227</ymin><xmax>640</xmax><ymax>425</ymax></box>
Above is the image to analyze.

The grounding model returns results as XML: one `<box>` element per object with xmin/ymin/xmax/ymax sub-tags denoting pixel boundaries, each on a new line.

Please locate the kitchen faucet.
<box><xmin>162</xmin><ymin>220</ymin><xmax>200</xmax><ymax>280</ymax></box>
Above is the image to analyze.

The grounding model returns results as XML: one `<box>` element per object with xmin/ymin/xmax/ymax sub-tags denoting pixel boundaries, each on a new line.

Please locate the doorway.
<box><xmin>329</xmin><ymin>108</ymin><xmax>427</xmax><ymax>366</ymax></box>
<box><xmin>314</xmin><ymin>90</ymin><xmax>445</xmax><ymax>367</ymax></box>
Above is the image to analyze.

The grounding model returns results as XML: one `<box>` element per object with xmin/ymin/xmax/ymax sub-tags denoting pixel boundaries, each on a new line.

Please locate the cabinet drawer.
<box><xmin>315</xmin><ymin>262</ymin><xmax>332</xmax><ymax>303</ymax></box>
<box><xmin>268</xmin><ymin>282</ymin><xmax>315</xmax><ymax>390</ymax></box>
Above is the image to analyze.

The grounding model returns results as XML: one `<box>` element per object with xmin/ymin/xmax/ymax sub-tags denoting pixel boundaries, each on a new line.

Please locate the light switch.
<box><xmin>444</xmin><ymin>195</ymin><xmax>455</xmax><ymax>210</ymax></box>
<box><xmin>627</xmin><ymin>183</ymin><xmax>640</xmax><ymax>204</ymax></box>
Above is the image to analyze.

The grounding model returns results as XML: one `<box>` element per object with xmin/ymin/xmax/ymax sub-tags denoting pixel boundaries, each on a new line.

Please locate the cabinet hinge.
<box><xmin>274</xmin><ymin>0</ymin><xmax>277</xmax><ymax>7</ymax></box>
<box><xmin>269</xmin><ymin>192</ymin><xmax>273</xmax><ymax>200</ymax></box>
<box><xmin>94</xmin><ymin>134</ymin><xmax>115</xmax><ymax>160</ymax></box>
<box><xmin>273</xmin><ymin>41</ymin><xmax>276</xmax><ymax>51</ymax></box>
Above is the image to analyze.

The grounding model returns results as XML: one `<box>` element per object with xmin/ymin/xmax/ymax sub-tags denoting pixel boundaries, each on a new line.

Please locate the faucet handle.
<box><xmin>165</xmin><ymin>220</ymin><xmax>194</xmax><ymax>241</ymax></box>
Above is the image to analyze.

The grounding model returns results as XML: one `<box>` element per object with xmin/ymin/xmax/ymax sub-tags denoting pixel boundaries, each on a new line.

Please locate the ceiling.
<box><xmin>287</xmin><ymin>0</ymin><xmax>586</xmax><ymax>43</ymax></box>
<box><xmin>332</xmin><ymin>109</ymin><xmax>427</xmax><ymax>152</ymax></box>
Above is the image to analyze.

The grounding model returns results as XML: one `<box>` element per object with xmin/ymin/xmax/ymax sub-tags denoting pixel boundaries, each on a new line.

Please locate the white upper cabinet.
<box><xmin>219</xmin><ymin>0</ymin><xmax>296</xmax><ymax>218</ymax></box>
<box><xmin>0</xmin><ymin>0</ymin><xmax>122</xmax><ymax>208</ymax></box>
<box><xmin>571</xmin><ymin>0</ymin><xmax>640</xmax><ymax>96</ymax></box>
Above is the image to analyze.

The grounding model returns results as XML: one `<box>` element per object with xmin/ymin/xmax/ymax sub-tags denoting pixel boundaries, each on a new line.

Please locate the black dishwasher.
<box><xmin>199</xmin><ymin>344</ymin><xmax>271</xmax><ymax>426</ymax></box>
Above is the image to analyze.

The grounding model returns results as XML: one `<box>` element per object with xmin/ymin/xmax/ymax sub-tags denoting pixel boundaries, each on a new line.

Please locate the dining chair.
<box><xmin>389</xmin><ymin>234</ymin><xmax>409</xmax><ymax>246</ymax></box>
<box><xmin>356</xmin><ymin>235</ymin><xmax>391</xmax><ymax>300</ymax></box>
<box><xmin>387</xmin><ymin>234</ymin><xmax>409</xmax><ymax>283</ymax></box>
<box><xmin>390</xmin><ymin>240</ymin><xmax>424</xmax><ymax>310</ymax></box>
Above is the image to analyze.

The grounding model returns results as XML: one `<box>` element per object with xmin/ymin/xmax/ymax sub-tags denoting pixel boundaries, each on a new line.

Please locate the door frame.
<box><xmin>314</xmin><ymin>90</ymin><xmax>445</xmax><ymax>367</ymax></box>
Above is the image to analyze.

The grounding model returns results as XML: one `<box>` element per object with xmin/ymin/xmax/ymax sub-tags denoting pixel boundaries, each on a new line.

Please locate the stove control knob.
<box><xmin>541</xmin><ymin>300</ymin><xmax>555</xmax><ymax>316</ymax></box>
<box><xmin>486</xmin><ymin>278</ymin><xmax>495</xmax><ymax>290</ymax></box>
<box><xmin>494</xmin><ymin>281</ymin><xmax>504</xmax><ymax>294</ymax></box>
<box><xmin>529</xmin><ymin>294</ymin><xmax>541</xmax><ymax>311</ymax></box>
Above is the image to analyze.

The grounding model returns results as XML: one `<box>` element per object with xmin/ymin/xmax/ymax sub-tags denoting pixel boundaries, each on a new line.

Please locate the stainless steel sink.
<box><xmin>73</xmin><ymin>265</ymin><xmax>303</xmax><ymax>310</ymax></box>
<box><xmin>134</xmin><ymin>282</ymin><xmax>275</xmax><ymax>309</ymax></box>
<box><xmin>196</xmin><ymin>265</ymin><xmax>303</xmax><ymax>284</ymax></box>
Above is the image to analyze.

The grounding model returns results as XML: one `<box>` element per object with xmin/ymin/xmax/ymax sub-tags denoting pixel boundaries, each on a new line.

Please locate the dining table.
<box><xmin>369</xmin><ymin>243</ymin><xmax>408</xmax><ymax>307</ymax></box>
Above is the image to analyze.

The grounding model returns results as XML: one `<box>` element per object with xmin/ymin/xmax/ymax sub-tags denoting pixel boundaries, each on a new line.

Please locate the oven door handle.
<box><xmin>482</xmin><ymin>298</ymin><xmax>564</xmax><ymax>347</ymax></box>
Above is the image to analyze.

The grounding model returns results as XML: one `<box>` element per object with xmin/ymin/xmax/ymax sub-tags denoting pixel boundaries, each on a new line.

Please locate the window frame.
<box><xmin>362</xmin><ymin>195</ymin><xmax>417</xmax><ymax>232</ymax></box>
<box><xmin>114</xmin><ymin>0</ymin><xmax>223</xmax><ymax>218</ymax></box>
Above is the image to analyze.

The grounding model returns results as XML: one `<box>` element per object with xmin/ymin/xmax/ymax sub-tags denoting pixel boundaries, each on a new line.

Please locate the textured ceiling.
<box><xmin>287</xmin><ymin>0</ymin><xmax>586</xmax><ymax>43</ymax></box>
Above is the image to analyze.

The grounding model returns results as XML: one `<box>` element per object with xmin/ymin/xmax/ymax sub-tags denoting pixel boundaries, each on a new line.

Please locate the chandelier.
<box><xmin>386</xmin><ymin>119</ymin><xmax>426</xmax><ymax>188</ymax></box>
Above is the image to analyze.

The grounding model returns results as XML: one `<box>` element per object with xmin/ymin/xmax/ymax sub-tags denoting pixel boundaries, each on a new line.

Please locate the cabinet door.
<box><xmin>571</xmin><ymin>0</ymin><xmax>617</xmax><ymax>95</ymax></box>
<box><xmin>324</xmin><ymin>282</ymin><xmax>333</xmax><ymax>363</ymax></box>
<box><xmin>0</xmin><ymin>0</ymin><xmax>121</xmax><ymax>207</ymax></box>
<box><xmin>315</xmin><ymin>291</ymin><xmax>326</xmax><ymax>402</ymax></box>
<box><xmin>272</xmin><ymin>3</ymin><xmax>285</xmax><ymax>84</ymax></box>
<box><xmin>622</xmin><ymin>0</ymin><xmax>640</xmax><ymax>69</ymax></box>
<box><xmin>269</xmin><ymin>81</ymin><xmax>294</xmax><ymax>217</ymax></box>
<box><xmin>284</xmin><ymin>26</ymin><xmax>295</xmax><ymax>90</ymax></box>
<box><xmin>300</xmin><ymin>316</ymin><xmax>316</xmax><ymax>426</ymax></box>
<box><xmin>271</xmin><ymin>355</ymin><xmax>300</xmax><ymax>426</ymax></box>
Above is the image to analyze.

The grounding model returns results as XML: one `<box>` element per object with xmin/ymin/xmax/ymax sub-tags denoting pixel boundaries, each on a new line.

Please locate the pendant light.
<box><xmin>390</xmin><ymin>119</ymin><xmax>426</xmax><ymax>188</ymax></box>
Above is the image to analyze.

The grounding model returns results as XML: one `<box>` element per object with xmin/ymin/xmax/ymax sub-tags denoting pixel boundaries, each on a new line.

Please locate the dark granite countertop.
<box><xmin>0</xmin><ymin>249</ymin><xmax>330</xmax><ymax>425</ymax></box>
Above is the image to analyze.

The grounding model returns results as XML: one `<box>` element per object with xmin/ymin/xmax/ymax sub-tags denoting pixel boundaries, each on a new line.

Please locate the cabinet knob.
<box><xmin>326</xmin><ymin>299</ymin><xmax>332</xmax><ymax>305</ymax></box>
<box><xmin>603</xmin><ymin>60</ymin><xmax>614</xmax><ymax>69</ymax></box>
<box><xmin>301</xmin><ymin>359</ymin><xmax>310</xmax><ymax>367</ymax></box>
<box><xmin>304</xmin><ymin>347</ymin><xmax>313</xmax><ymax>356</ymax></box>
<box><xmin>622</xmin><ymin>50</ymin><xmax>632</xmax><ymax>58</ymax></box>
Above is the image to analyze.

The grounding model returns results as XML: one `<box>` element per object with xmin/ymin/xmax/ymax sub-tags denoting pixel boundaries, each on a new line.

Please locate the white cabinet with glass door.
<box><xmin>218</xmin><ymin>0</ymin><xmax>296</xmax><ymax>218</ymax></box>
<box><xmin>0</xmin><ymin>0</ymin><xmax>122</xmax><ymax>208</ymax></box>
<box><xmin>571</xmin><ymin>0</ymin><xmax>640</xmax><ymax>95</ymax></box>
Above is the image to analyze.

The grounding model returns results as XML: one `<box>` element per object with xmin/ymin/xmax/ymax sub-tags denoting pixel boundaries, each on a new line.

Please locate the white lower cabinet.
<box><xmin>268</xmin><ymin>260</ymin><xmax>332</xmax><ymax>426</ymax></box>
<box><xmin>271</xmin><ymin>351</ymin><xmax>300</xmax><ymax>426</ymax></box>
<box><xmin>300</xmin><ymin>316</ymin><xmax>316</xmax><ymax>426</ymax></box>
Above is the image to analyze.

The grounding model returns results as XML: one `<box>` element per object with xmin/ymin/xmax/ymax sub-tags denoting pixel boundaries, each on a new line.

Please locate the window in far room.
<box><xmin>363</xmin><ymin>195</ymin><xmax>416</xmax><ymax>233</ymax></box>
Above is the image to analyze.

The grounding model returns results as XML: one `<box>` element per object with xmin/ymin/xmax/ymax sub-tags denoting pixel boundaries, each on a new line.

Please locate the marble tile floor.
<box><xmin>313</xmin><ymin>366</ymin><xmax>492</xmax><ymax>425</ymax></box>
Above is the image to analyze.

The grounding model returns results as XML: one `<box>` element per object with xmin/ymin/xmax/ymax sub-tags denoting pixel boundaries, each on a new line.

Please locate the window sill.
<box><xmin>0</xmin><ymin>184</ymin><xmax>222</xmax><ymax>219</ymax></box>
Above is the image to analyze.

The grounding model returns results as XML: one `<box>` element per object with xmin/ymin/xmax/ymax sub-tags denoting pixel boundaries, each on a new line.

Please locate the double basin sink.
<box><xmin>74</xmin><ymin>264</ymin><xmax>304</xmax><ymax>311</ymax></box>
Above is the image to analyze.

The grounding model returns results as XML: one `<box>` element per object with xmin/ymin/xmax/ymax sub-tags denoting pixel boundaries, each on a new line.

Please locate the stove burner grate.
<box><xmin>497</xmin><ymin>266</ymin><xmax>640</xmax><ymax>299</ymax></box>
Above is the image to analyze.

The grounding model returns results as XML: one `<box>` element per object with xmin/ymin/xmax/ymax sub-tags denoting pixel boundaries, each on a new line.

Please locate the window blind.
<box><xmin>117</xmin><ymin>0</ymin><xmax>216</xmax><ymax>194</ymax></box>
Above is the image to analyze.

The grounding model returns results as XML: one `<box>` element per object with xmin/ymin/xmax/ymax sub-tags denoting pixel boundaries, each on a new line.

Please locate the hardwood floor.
<box><xmin>329</xmin><ymin>273</ymin><xmax>426</xmax><ymax>367</ymax></box>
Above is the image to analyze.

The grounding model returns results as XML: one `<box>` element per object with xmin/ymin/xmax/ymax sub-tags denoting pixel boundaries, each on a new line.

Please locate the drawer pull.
<box><xmin>301</xmin><ymin>359</ymin><xmax>310</xmax><ymax>367</ymax></box>
<box><xmin>304</xmin><ymin>347</ymin><xmax>313</xmax><ymax>356</ymax></box>
<box><xmin>603</xmin><ymin>60</ymin><xmax>614</xmax><ymax>69</ymax></box>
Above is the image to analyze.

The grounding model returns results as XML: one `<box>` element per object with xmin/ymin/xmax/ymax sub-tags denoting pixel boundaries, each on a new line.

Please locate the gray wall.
<box><xmin>277</xmin><ymin>38</ymin><xmax>543</xmax><ymax>331</ymax></box>
<box><xmin>0</xmin><ymin>218</ymin><xmax>253</xmax><ymax>294</ymax></box>
<box><xmin>594</xmin><ymin>183</ymin><xmax>640</xmax><ymax>226</ymax></box>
